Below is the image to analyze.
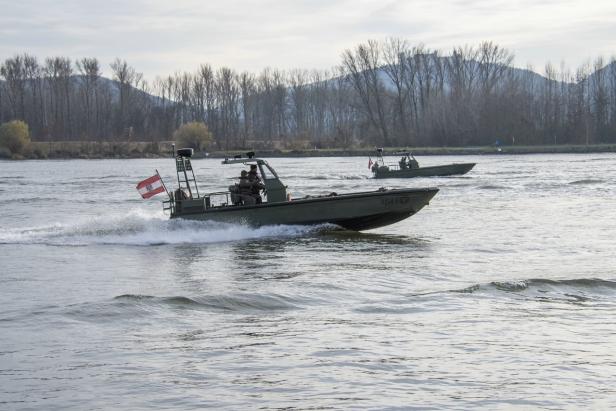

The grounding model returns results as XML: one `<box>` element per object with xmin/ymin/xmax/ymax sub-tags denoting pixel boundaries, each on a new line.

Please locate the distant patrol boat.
<box><xmin>161</xmin><ymin>148</ymin><xmax>438</xmax><ymax>231</ymax></box>
<box><xmin>370</xmin><ymin>148</ymin><xmax>475</xmax><ymax>179</ymax></box>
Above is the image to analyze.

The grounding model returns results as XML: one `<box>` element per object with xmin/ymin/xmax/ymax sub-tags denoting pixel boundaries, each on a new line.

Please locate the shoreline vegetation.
<box><xmin>3</xmin><ymin>40</ymin><xmax>616</xmax><ymax>156</ymax></box>
<box><xmin>2</xmin><ymin>141</ymin><xmax>615</xmax><ymax>160</ymax></box>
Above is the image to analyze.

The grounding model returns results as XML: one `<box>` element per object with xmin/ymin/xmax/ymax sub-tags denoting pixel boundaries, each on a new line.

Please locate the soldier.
<box><xmin>238</xmin><ymin>170</ymin><xmax>255</xmax><ymax>205</ymax></box>
<box><xmin>248</xmin><ymin>164</ymin><xmax>260</xmax><ymax>182</ymax></box>
<box><xmin>399</xmin><ymin>156</ymin><xmax>408</xmax><ymax>170</ymax></box>
<box><xmin>248</xmin><ymin>164</ymin><xmax>265</xmax><ymax>203</ymax></box>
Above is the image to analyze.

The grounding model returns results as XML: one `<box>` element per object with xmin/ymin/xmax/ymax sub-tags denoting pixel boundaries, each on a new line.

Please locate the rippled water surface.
<box><xmin>1</xmin><ymin>154</ymin><xmax>616</xmax><ymax>410</ymax></box>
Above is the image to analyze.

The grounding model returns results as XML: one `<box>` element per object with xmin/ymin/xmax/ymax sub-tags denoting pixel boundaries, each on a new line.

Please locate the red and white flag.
<box><xmin>136</xmin><ymin>174</ymin><xmax>165</xmax><ymax>199</ymax></box>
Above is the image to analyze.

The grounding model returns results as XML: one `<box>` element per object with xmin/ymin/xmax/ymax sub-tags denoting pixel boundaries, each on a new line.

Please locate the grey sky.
<box><xmin>1</xmin><ymin>0</ymin><xmax>616</xmax><ymax>79</ymax></box>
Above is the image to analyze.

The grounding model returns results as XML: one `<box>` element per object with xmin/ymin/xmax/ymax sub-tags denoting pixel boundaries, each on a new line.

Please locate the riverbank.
<box><xmin>213</xmin><ymin>144</ymin><xmax>616</xmax><ymax>158</ymax></box>
<box><xmin>2</xmin><ymin>141</ymin><xmax>616</xmax><ymax>160</ymax></box>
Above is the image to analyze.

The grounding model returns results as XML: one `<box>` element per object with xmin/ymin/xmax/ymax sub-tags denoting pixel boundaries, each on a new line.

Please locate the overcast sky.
<box><xmin>2</xmin><ymin>0</ymin><xmax>616</xmax><ymax>79</ymax></box>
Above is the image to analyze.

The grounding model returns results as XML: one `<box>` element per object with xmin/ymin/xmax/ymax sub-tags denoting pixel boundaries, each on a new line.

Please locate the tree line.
<box><xmin>1</xmin><ymin>39</ymin><xmax>616</xmax><ymax>149</ymax></box>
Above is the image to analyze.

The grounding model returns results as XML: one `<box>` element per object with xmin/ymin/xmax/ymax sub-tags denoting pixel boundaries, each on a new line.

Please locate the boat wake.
<box><xmin>0</xmin><ymin>209</ymin><xmax>329</xmax><ymax>246</ymax></box>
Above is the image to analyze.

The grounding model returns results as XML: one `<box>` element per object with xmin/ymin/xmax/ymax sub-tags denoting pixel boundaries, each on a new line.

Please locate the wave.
<box><xmin>113</xmin><ymin>292</ymin><xmax>306</xmax><ymax>312</ymax></box>
<box><xmin>21</xmin><ymin>277</ymin><xmax>616</xmax><ymax>321</ymax></box>
<box><xmin>491</xmin><ymin>278</ymin><xmax>616</xmax><ymax>291</ymax></box>
<box><xmin>0</xmin><ymin>196</ymin><xmax>62</xmax><ymax>205</ymax></box>
<box><xmin>350</xmin><ymin>277</ymin><xmax>616</xmax><ymax>314</ymax></box>
<box><xmin>306</xmin><ymin>175</ymin><xmax>368</xmax><ymax>180</ymax></box>
<box><xmin>0</xmin><ymin>209</ymin><xmax>328</xmax><ymax>246</ymax></box>
<box><xmin>448</xmin><ymin>277</ymin><xmax>616</xmax><ymax>300</ymax></box>
<box><xmin>568</xmin><ymin>179</ymin><xmax>605</xmax><ymax>185</ymax></box>
<box><xmin>55</xmin><ymin>291</ymin><xmax>317</xmax><ymax>322</ymax></box>
<box><xmin>73</xmin><ymin>175</ymin><xmax>128</xmax><ymax>180</ymax></box>
<box><xmin>477</xmin><ymin>184</ymin><xmax>509</xmax><ymax>190</ymax></box>
<box><xmin>446</xmin><ymin>182</ymin><xmax>475</xmax><ymax>187</ymax></box>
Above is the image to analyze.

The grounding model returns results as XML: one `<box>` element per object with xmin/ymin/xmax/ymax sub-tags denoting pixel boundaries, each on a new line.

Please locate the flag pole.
<box><xmin>156</xmin><ymin>169</ymin><xmax>171</xmax><ymax>200</ymax></box>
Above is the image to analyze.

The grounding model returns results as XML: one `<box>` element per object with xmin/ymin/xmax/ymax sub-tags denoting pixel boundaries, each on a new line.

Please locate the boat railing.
<box><xmin>163</xmin><ymin>187</ymin><xmax>255</xmax><ymax>216</ymax></box>
<box><xmin>374</xmin><ymin>163</ymin><xmax>401</xmax><ymax>171</ymax></box>
<box><xmin>206</xmin><ymin>191</ymin><xmax>233</xmax><ymax>208</ymax></box>
<box><xmin>376</xmin><ymin>163</ymin><xmax>421</xmax><ymax>173</ymax></box>
<box><xmin>162</xmin><ymin>198</ymin><xmax>175</xmax><ymax>215</ymax></box>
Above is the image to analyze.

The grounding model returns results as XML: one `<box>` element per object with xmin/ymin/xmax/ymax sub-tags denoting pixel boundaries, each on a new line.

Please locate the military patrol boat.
<box><xmin>371</xmin><ymin>148</ymin><xmax>475</xmax><ymax>179</ymax></box>
<box><xmin>162</xmin><ymin>149</ymin><xmax>438</xmax><ymax>231</ymax></box>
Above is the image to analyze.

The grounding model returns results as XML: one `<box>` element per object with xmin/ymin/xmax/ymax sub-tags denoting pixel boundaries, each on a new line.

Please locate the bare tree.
<box><xmin>342</xmin><ymin>40</ymin><xmax>390</xmax><ymax>145</ymax></box>
<box><xmin>110</xmin><ymin>58</ymin><xmax>138</xmax><ymax>138</ymax></box>
<box><xmin>591</xmin><ymin>57</ymin><xmax>609</xmax><ymax>141</ymax></box>
<box><xmin>76</xmin><ymin>58</ymin><xmax>100</xmax><ymax>139</ymax></box>
<box><xmin>44</xmin><ymin>57</ymin><xmax>72</xmax><ymax>139</ymax></box>
<box><xmin>0</xmin><ymin>55</ymin><xmax>26</xmax><ymax>119</ymax></box>
<box><xmin>382</xmin><ymin>38</ymin><xmax>412</xmax><ymax>145</ymax></box>
<box><xmin>216</xmin><ymin>67</ymin><xmax>240</xmax><ymax>149</ymax></box>
<box><xmin>239</xmin><ymin>71</ymin><xmax>256</xmax><ymax>147</ymax></box>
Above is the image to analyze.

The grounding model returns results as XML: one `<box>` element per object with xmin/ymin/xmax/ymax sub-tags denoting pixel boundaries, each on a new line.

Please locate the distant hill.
<box><xmin>352</xmin><ymin>56</ymin><xmax>564</xmax><ymax>95</ymax></box>
<box><xmin>0</xmin><ymin>75</ymin><xmax>161</xmax><ymax>105</ymax></box>
<box><xmin>0</xmin><ymin>60</ymin><xmax>585</xmax><ymax>109</ymax></box>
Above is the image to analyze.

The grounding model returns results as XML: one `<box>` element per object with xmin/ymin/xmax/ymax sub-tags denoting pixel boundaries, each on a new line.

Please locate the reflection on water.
<box><xmin>319</xmin><ymin>230</ymin><xmax>431</xmax><ymax>247</ymax></box>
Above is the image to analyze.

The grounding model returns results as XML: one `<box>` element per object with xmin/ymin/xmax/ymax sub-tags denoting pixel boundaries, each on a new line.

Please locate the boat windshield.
<box><xmin>259</xmin><ymin>162</ymin><xmax>279</xmax><ymax>179</ymax></box>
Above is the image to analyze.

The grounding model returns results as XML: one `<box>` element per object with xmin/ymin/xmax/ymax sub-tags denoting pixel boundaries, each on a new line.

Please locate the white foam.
<box><xmin>0</xmin><ymin>208</ymin><xmax>327</xmax><ymax>246</ymax></box>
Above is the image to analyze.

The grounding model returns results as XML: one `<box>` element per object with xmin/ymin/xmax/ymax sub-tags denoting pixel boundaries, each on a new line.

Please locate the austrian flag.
<box><xmin>136</xmin><ymin>174</ymin><xmax>165</xmax><ymax>199</ymax></box>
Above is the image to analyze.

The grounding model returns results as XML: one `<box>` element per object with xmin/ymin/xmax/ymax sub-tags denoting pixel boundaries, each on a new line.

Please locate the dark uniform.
<box><xmin>248</xmin><ymin>165</ymin><xmax>265</xmax><ymax>203</ymax></box>
<box><xmin>399</xmin><ymin>157</ymin><xmax>408</xmax><ymax>170</ymax></box>
<box><xmin>238</xmin><ymin>170</ymin><xmax>255</xmax><ymax>205</ymax></box>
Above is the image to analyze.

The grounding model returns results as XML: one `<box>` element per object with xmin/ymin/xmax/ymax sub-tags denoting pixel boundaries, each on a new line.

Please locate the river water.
<box><xmin>1</xmin><ymin>154</ymin><xmax>615</xmax><ymax>410</ymax></box>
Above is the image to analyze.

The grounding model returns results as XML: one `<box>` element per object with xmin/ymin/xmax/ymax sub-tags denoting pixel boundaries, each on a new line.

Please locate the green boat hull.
<box><xmin>374</xmin><ymin>162</ymin><xmax>476</xmax><ymax>179</ymax></box>
<box><xmin>171</xmin><ymin>187</ymin><xmax>438</xmax><ymax>231</ymax></box>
